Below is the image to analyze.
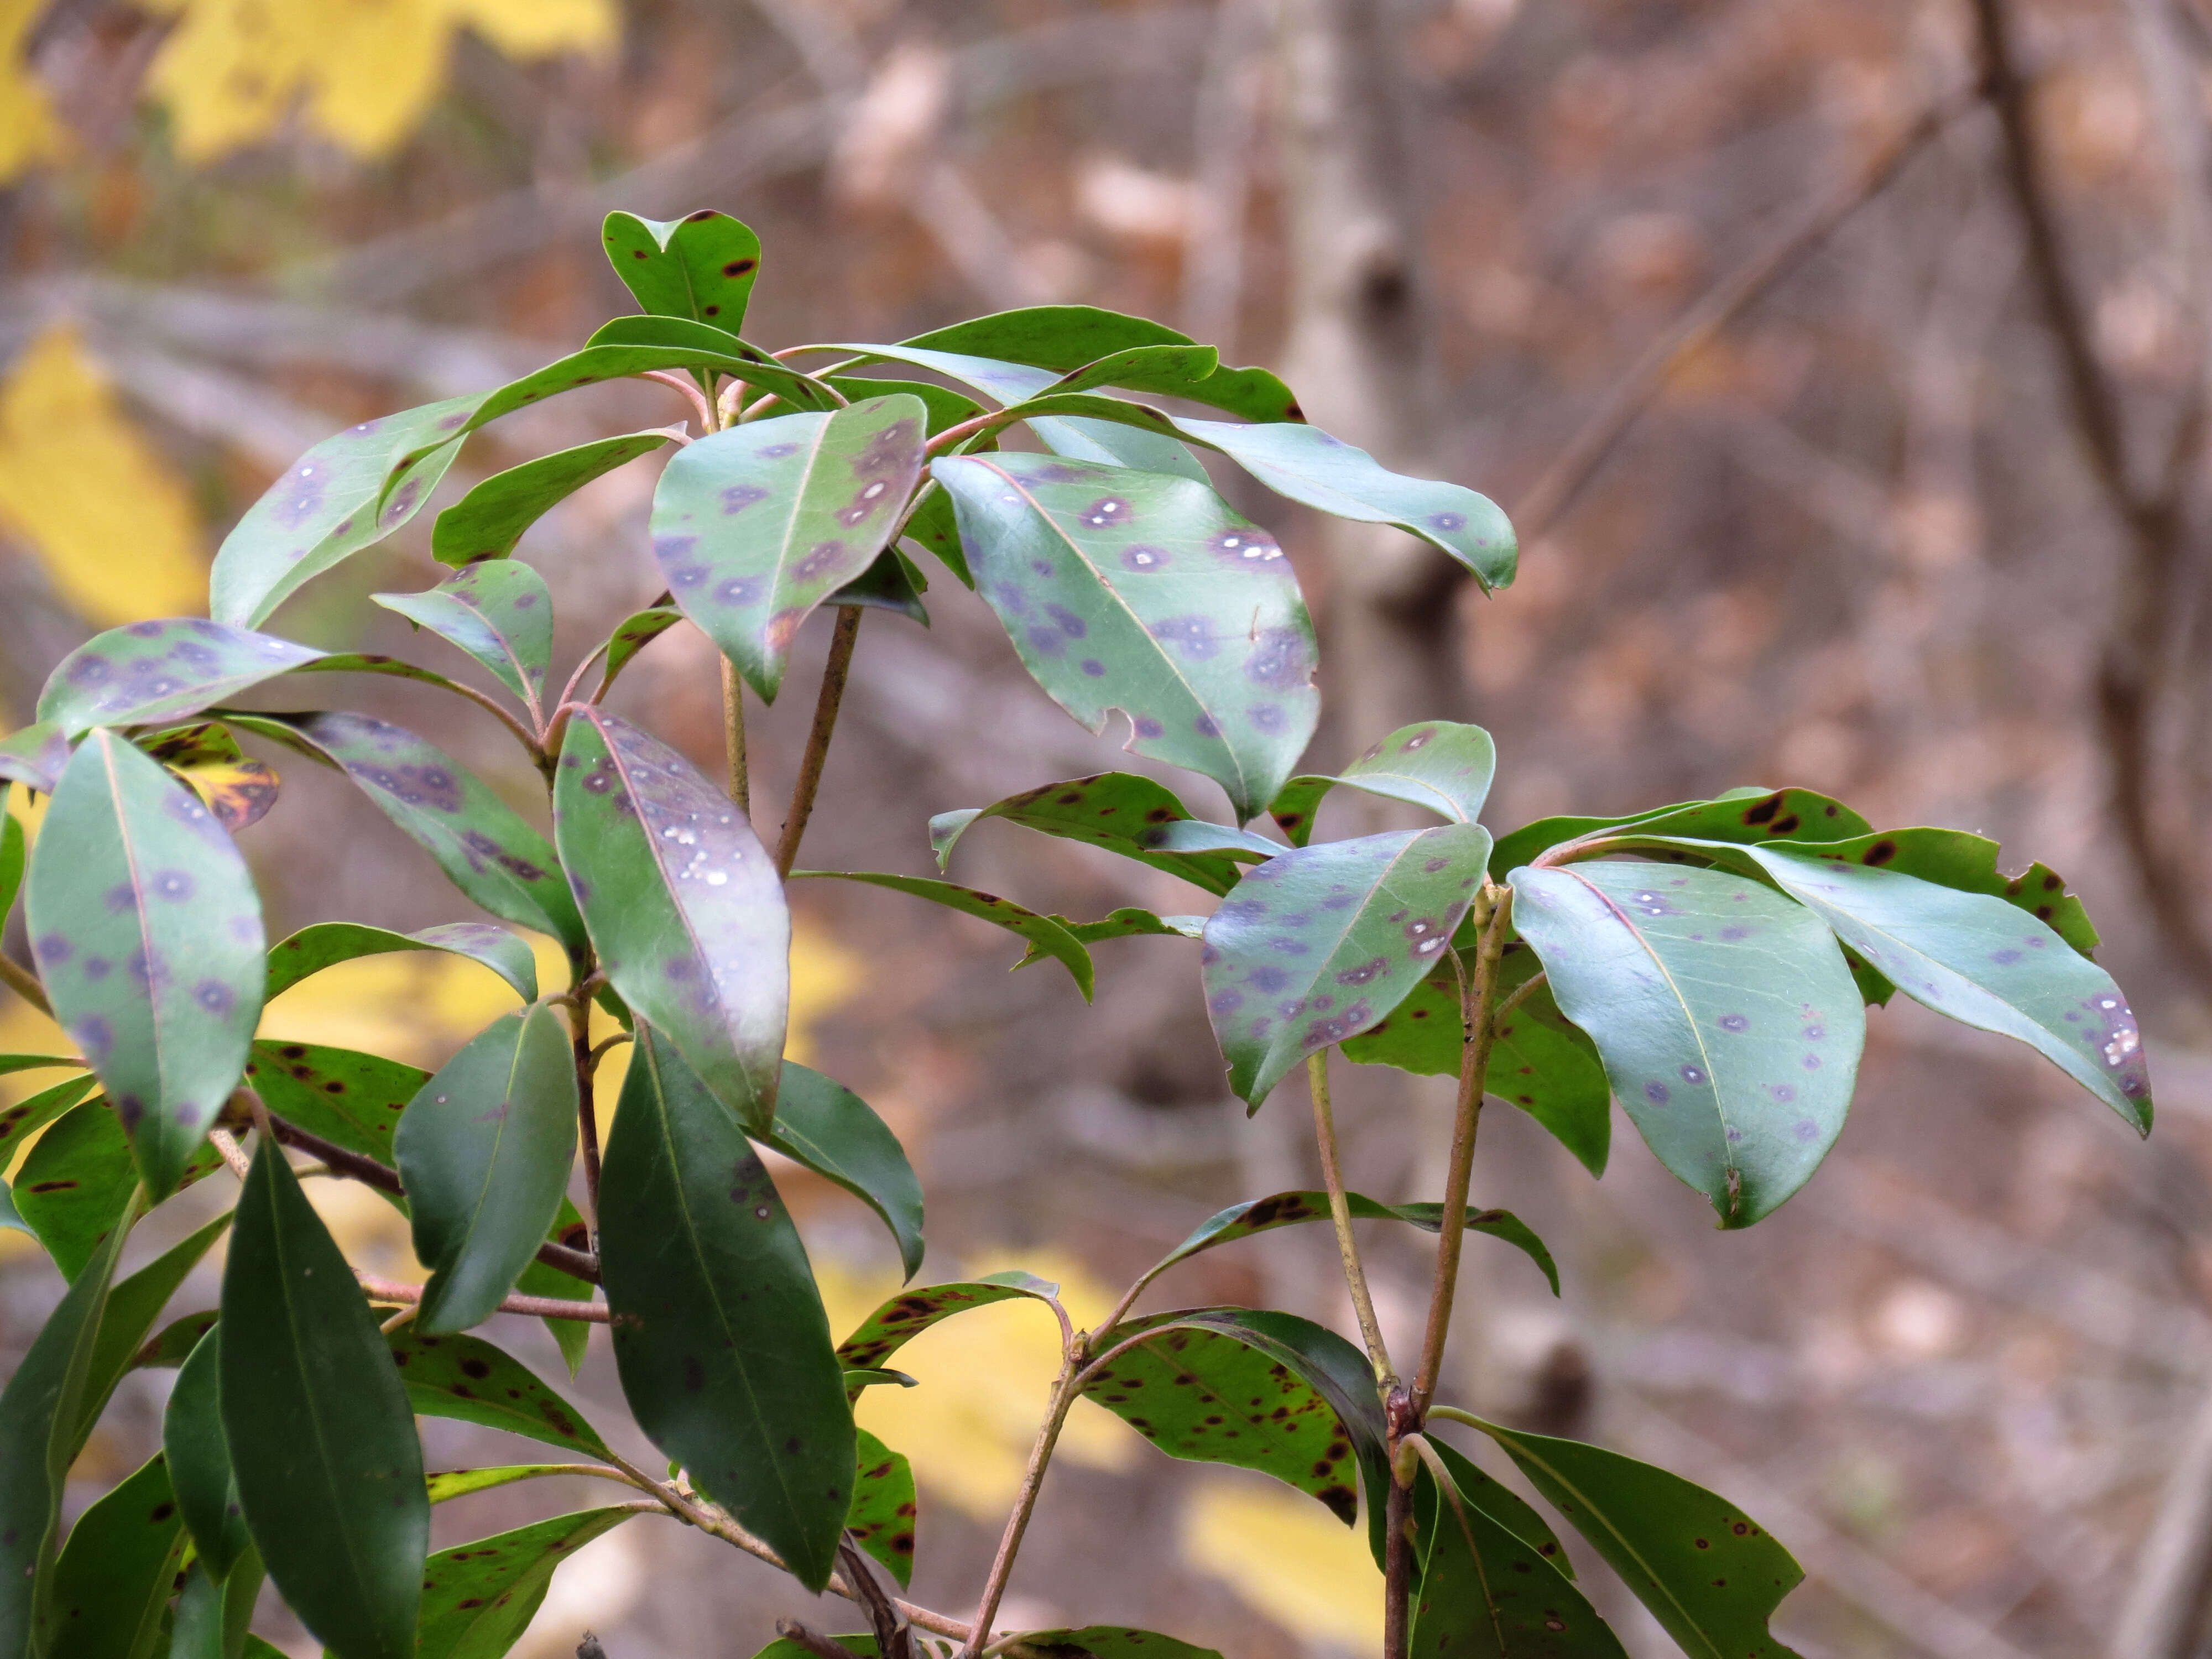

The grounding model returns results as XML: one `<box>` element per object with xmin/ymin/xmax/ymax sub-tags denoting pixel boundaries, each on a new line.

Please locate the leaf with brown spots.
<box><xmin>0</xmin><ymin>1071</ymin><xmax>97</xmax><ymax>1156</ymax></box>
<box><xmin>591</xmin><ymin>603</ymin><xmax>685</xmax><ymax>697</ymax></box>
<box><xmin>1269</xmin><ymin>722</ymin><xmax>1497</xmax><ymax>847</ymax></box>
<box><xmin>603</xmin><ymin>210</ymin><xmax>764</xmax><ymax>336</ymax></box>
<box><xmin>416</xmin><ymin>1507</ymin><xmax>639</xmax><ymax>1659</ymax></box>
<box><xmin>929</xmin><ymin>772</ymin><xmax>1267</xmax><ymax>898</ymax></box>
<box><xmin>834</xmin><ymin>1272</ymin><xmax>1061</xmax><ymax>1375</ymax></box>
<box><xmin>148</xmin><ymin>721</ymin><xmax>282</xmax><ymax>832</ymax></box>
<box><xmin>24</xmin><ymin>730</ymin><xmax>265</xmax><ymax>1199</ymax></box>
<box><xmin>374</xmin><ymin>560</ymin><xmax>557</xmax><ymax>718</ymax></box>
<box><xmin>432</xmin><ymin>429</ymin><xmax>680</xmax><ymax>567</ymax></box>
<box><xmin>793</xmin><ymin>869</ymin><xmax>1095</xmax><ymax>1000</ymax></box>
<box><xmin>1488</xmin><ymin>789</ymin><xmax>1872</xmax><ymax>879</ymax></box>
<box><xmin>846</xmin><ymin>1427</ymin><xmax>917</xmax><ymax>1589</ymax></box>
<box><xmin>245</xmin><ymin>1040</ymin><xmax>426</xmax><ymax>1169</ymax></box>
<box><xmin>424</xmin><ymin>1465</ymin><xmax>592</xmax><ymax>1505</ymax></box>
<box><xmin>15</xmin><ymin>1098</ymin><xmax>221</xmax><ymax>1279</ymax></box>
<box><xmin>1462</xmin><ymin>1416</ymin><xmax>1807</xmax><ymax>1659</ymax></box>
<box><xmin>41</xmin><ymin>1450</ymin><xmax>189</xmax><ymax>1659</ymax></box>
<box><xmin>651</xmin><ymin>395</ymin><xmax>927</xmax><ymax>701</ymax></box>
<box><xmin>1007</xmin><ymin>1630</ymin><xmax>1225</xmax><ymax>1659</ymax></box>
<box><xmin>1202</xmin><ymin>822</ymin><xmax>1491</xmax><ymax>1108</ymax></box>
<box><xmin>386</xmin><ymin>1329</ymin><xmax>611</xmax><ymax>1461</ymax></box>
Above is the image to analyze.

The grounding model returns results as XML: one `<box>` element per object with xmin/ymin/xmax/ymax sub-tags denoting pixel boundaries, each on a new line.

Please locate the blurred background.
<box><xmin>7</xmin><ymin>0</ymin><xmax>2212</xmax><ymax>1653</ymax></box>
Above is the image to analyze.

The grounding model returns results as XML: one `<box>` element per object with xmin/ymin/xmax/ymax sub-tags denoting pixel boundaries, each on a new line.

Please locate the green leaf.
<box><xmin>834</xmin><ymin>1272</ymin><xmax>1061</xmax><ymax>1372</ymax></box>
<box><xmin>1464</xmin><ymin>1417</ymin><xmax>1807</xmax><ymax>1659</ymax></box>
<box><xmin>1031</xmin><ymin>411</ymin><xmax>1212</xmax><ymax>483</ymax></box>
<box><xmin>163</xmin><ymin>1329</ymin><xmax>252</xmax><ymax>1579</ymax></box>
<box><xmin>1488</xmin><ymin>789</ymin><xmax>1874</xmax><ymax>881</ymax></box>
<box><xmin>599</xmin><ymin>1029</ymin><xmax>852</xmax><ymax>1591</ymax></box>
<box><xmin>0</xmin><ymin>1200</ymin><xmax>133</xmax><ymax>1659</ymax></box>
<box><xmin>168</xmin><ymin>1551</ymin><xmax>262</xmax><ymax>1659</ymax></box>
<box><xmin>749</xmin><ymin>1639</ymin><xmax>872</xmax><ymax>1659</ymax></box>
<box><xmin>1141</xmin><ymin>1191</ymin><xmax>1557</xmax><ymax>1296</ymax></box>
<box><xmin>222</xmin><ymin>1141</ymin><xmax>426</xmax><ymax>1659</ymax></box>
<box><xmin>432</xmin><ymin>430</ymin><xmax>678</xmax><ymax>566</ymax></box>
<box><xmin>126</xmin><ymin>1308</ymin><xmax>218</xmax><ymax>1373</ymax></box>
<box><xmin>424</xmin><ymin>1466</ymin><xmax>596</xmax><ymax>1505</ymax></box>
<box><xmin>373</xmin><ymin>562</ymin><xmax>556</xmax><ymax>714</ymax></box>
<box><xmin>512</xmin><ymin>1195</ymin><xmax>596</xmax><ymax>1376</ymax></box>
<box><xmin>651</xmin><ymin>396</ymin><xmax>927</xmax><ymax>701</ymax></box>
<box><xmin>25</xmin><ymin>732</ymin><xmax>263</xmax><ymax>1198</ymax></box>
<box><xmin>0</xmin><ymin>1055</ymin><xmax>85</xmax><ymax>1078</ymax></box>
<box><xmin>824</xmin><ymin>548</ymin><xmax>929</xmax><ymax>625</ymax></box>
<box><xmin>932</xmin><ymin>451</ymin><xmax>1318</xmax><ymax>823</ymax></box>
<box><xmin>1344</xmin><ymin>944</ymin><xmax>1611</xmax><ymax>1177</ymax></box>
<box><xmin>1422</xmin><ymin>1437</ymin><xmax>1574</xmax><ymax>1577</ymax></box>
<box><xmin>603</xmin><ymin>209</ymin><xmax>763</xmax><ymax>334</ymax></box>
<box><xmin>928</xmin><ymin>773</ymin><xmax>1259</xmax><ymax>897</ymax></box>
<box><xmin>258</xmin><ymin>712</ymin><xmax>584</xmax><ymax>953</ymax></box>
<box><xmin>1202</xmin><ymin>823</ymin><xmax>1491</xmax><ymax>1107</ymax></box>
<box><xmin>847</xmin><ymin>1428</ymin><xmax>916</xmax><ymax>1589</ymax></box>
<box><xmin>416</xmin><ymin>1509</ymin><xmax>639</xmax><ymax>1659</ymax></box>
<box><xmin>1</xmin><ymin>806</ymin><xmax>22</xmax><ymax>920</ymax></box>
<box><xmin>1510</xmin><ymin>862</ymin><xmax>1865</xmax><ymax>1227</ymax></box>
<box><xmin>1270</xmin><ymin>722</ymin><xmax>1496</xmax><ymax>847</ymax></box>
<box><xmin>1081</xmin><ymin>1308</ymin><xmax>1389</xmax><ymax>1534</ymax></box>
<box><xmin>43</xmin><ymin>1452</ymin><xmax>189</xmax><ymax>1659</ymax></box>
<box><xmin>1410</xmin><ymin>1438</ymin><xmax>1623</xmax><ymax>1658</ymax></box>
<box><xmin>210</xmin><ymin>394</ymin><xmax>479</xmax><ymax>628</ymax></box>
<box><xmin>826</xmin><ymin>375</ymin><xmax>981</xmax><ymax>434</ymax></box>
<box><xmin>899</xmin><ymin>486</ymin><xmax>971</xmax><ymax>587</ymax></box>
<box><xmin>388</xmin><ymin>1329</ymin><xmax>610</xmax><ymax>1460</ymax></box>
<box><xmin>1733</xmin><ymin>847</ymin><xmax>2150</xmax><ymax>1130</ymax></box>
<box><xmin>1022</xmin><ymin>908</ymin><xmax>1207</xmax><ymax>958</ymax></box>
<box><xmin>758</xmin><ymin>1063</ymin><xmax>924</xmax><ymax>1281</ymax></box>
<box><xmin>1006</xmin><ymin>1632</ymin><xmax>1224</xmax><ymax>1659</ymax></box>
<box><xmin>266</xmin><ymin>921</ymin><xmax>537</xmax><ymax>1003</ymax></box>
<box><xmin>0</xmin><ymin>721</ymin><xmax>70</xmax><ymax>794</ymax></box>
<box><xmin>15</xmin><ymin>1100</ymin><xmax>217</xmax><ymax>1280</ymax></box>
<box><xmin>554</xmin><ymin>709</ymin><xmax>788</xmax><ymax>1130</ymax></box>
<box><xmin>75</xmin><ymin>1211</ymin><xmax>232</xmax><ymax>1454</ymax></box>
<box><xmin>244</xmin><ymin>1041</ymin><xmax>425</xmax><ymax>1167</ymax></box>
<box><xmin>395</xmin><ymin>1004</ymin><xmax>579</xmax><ymax>1333</ymax></box>
<box><xmin>791</xmin><ymin>870</ymin><xmax>1093</xmax><ymax>1000</ymax></box>
<box><xmin>0</xmin><ymin>1072</ymin><xmax>98</xmax><ymax>1161</ymax></box>
<box><xmin>39</xmin><ymin>620</ymin><xmax>326</xmax><ymax>737</ymax></box>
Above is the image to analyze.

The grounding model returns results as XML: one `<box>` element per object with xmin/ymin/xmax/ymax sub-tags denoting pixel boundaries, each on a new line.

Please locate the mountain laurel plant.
<box><xmin>0</xmin><ymin>209</ymin><xmax>2153</xmax><ymax>1659</ymax></box>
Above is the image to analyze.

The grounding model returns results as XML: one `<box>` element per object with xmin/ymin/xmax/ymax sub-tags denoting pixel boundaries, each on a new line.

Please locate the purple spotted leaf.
<box><xmin>834</xmin><ymin>1272</ymin><xmax>1061</xmax><ymax>1374</ymax></box>
<box><xmin>1510</xmin><ymin>862</ymin><xmax>1865</xmax><ymax>1227</ymax></box>
<box><xmin>432</xmin><ymin>429</ymin><xmax>681</xmax><ymax>566</ymax></box>
<box><xmin>0</xmin><ymin>721</ymin><xmax>71</xmax><ymax>794</ymax></box>
<box><xmin>599</xmin><ymin>1029</ymin><xmax>852</xmax><ymax>1592</ymax></box>
<box><xmin>211</xmin><ymin>393</ymin><xmax>479</xmax><ymax>628</ymax></box>
<box><xmin>651</xmin><ymin>395</ymin><xmax>926</xmax><ymax>701</ymax></box>
<box><xmin>257</xmin><ymin>712</ymin><xmax>586</xmax><ymax>955</ymax></box>
<box><xmin>24</xmin><ymin>732</ymin><xmax>264</xmax><ymax>1199</ymax></box>
<box><xmin>1137</xmin><ymin>1191</ymin><xmax>1557</xmax><ymax>1298</ymax></box>
<box><xmin>394</xmin><ymin>1004</ymin><xmax>579</xmax><ymax>1333</ymax></box>
<box><xmin>928</xmin><ymin>772</ymin><xmax>1259</xmax><ymax>897</ymax></box>
<box><xmin>140</xmin><ymin>722</ymin><xmax>282</xmax><ymax>832</ymax></box>
<box><xmin>39</xmin><ymin>620</ymin><xmax>327</xmax><ymax>737</ymax></box>
<box><xmin>266</xmin><ymin>920</ymin><xmax>536</xmax><ymax>1002</ymax></box>
<box><xmin>1202</xmin><ymin>823</ymin><xmax>1490</xmax><ymax>1108</ymax></box>
<box><xmin>1487</xmin><ymin>787</ymin><xmax>1874</xmax><ymax>881</ymax></box>
<box><xmin>932</xmin><ymin>452</ymin><xmax>1319</xmax><ymax>823</ymax></box>
<box><xmin>554</xmin><ymin>708</ymin><xmax>787</xmax><ymax>1130</ymax></box>
<box><xmin>1270</xmin><ymin>721</ymin><xmax>1496</xmax><ymax>847</ymax></box>
<box><xmin>591</xmin><ymin>603</ymin><xmax>683</xmax><ymax>698</ymax></box>
<box><xmin>373</xmin><ymin>560</ymin><xmax>555</xmax><ymax>717</ymax></box>
<box><xmin>603</xmin><ymin>210</ymin><xmax>763</xmax><ymax>335</ymax></box>
<box><xmin>790</xmin><ymin>870</ymin><xmax>1093</xmax><ymax>1000</ymax></box>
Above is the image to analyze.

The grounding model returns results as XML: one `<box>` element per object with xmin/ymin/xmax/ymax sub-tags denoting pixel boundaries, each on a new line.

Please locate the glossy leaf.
<box><xmin>593</xmin><ymin>604</ymin><xmax>685</xmax><ymax>697</ymax></box>
<box><xmin>1082</xmin><ymin>1308</ymin><xmax>1389</xmax><ymax>1533</ymax></box>
<box><xmin>16</xmin><ymin>1100</ymin><xmax>217</xmax><ymax>1280</ymax></box>
<box><xmin>929</xmin><ymin>772</ymin><xmax>1261</xmax><ymax>897</ymax></box>
<box><xmin>1411</xmin><ymin>1439</ymin><xmax>1623</xmax><ymax>1659</ymax></box>
<box><xmin>266</xmin><ymin>712</ymin><xmax>585</xmax><ymax>952</ymax></box>
<box><xmin>826</xmin><ymin>375</ymin><xmax>982</xmax><ymax>434</ymax></box>
<box><xmin>603</xmin><ymin>209</ymin><xmax>763</xmax><ymax>333</ymax></box>
<box><xmin>825</xmin><ymin>547</ymin><xmax>930</xmax><ymax>625</ymax></box>
<box><xmin>432</xmin><ymin>430</ymin><xmax>677</xmax><ymax>566</ymax></box>
<box><xmin>835</xmin><ymin>1271</ymin><xmax>1061</xmax><ymax>1371</ymax></box>
<box><xmin>0</xmin><ymin>1200</ymin><xmax>132</xmax><ymax>1659</ymax></box>
<box><xmin>1142</xmin><ymin>1191</ymin><xmax>1557</xmax><ymax>1296</ymax></box>
<box><xmin>1468</xmin><ymin>1417</ymin><xmax>1807</xmax><ymax>1659</ymax></box>
<box><xmin>1735</xmin><ymin>847</ymin><xmax>2151</xmax><ymax>1130</ymax></box>
<box><xmin>266</xmin><ymin>921</ymin><xmax>537</xmax><ymax>1002</ymax></box>
<box><xmin>245</xmin><ymin>1041</ymin><xmax>425</xmax><ymax>1166</ymax></box>
<box><xmin>847</xmin><ymin>1428</ymin><xmax>916</xmax><ymax>1589</ymax></box>
<box><xmin>388</xmin><ymin>1329</ymin><xmax>611</xmax><ymax>1460</ymax></box>
<box><xmin>373</xmin><ymin>561</ymin><xmax>555</xmax><ymax>714</ymax></box>
<box><xmin>396</xmin><ymin>1004</ymin><xmax>579</xmax><ymax>1332</ymax></box>
<box><xmin>512</xmin><ymin>1195</ymin><xmax>596</xmax><ymax>1376</ymax></box>
<box><xmin>933</xmin><ymin>451</ymin><xmax>1318</xmax><ymax>823</ymax></box>
<box><xmin>126</xmin><ymin>1308</ymin><xmax>218</xmax><ymax>1373</ymax></box>
<box><xmin>1345</xmin><ymin>943</ymin><xmax>1612</xmax><ymax>1176</ymax></box>
<box><xmin>1031</xmin><ymin>410</ymin><xmax>1212</xmax><ymax>483</ymax></box>
<box><xmin>210</xmin><ymin>394</ymin><xmax>478</xmax><ymax>628</ymax></box>
<box><xmin>43</xmin><ymin>1451</ymin><xmax>189</xmax><ymax>1659</ymax></box>
<box><xmin>74</xmin><ymin>1211</ymin><xmax>232</xmax><ymax>1454</ymax></box>
<box><xmin>168</xmin><ymin>1552</ymin><xmax>262</xmax><ymax>1659</ymax></box>
<box><xmin>1009</xmin><ymin>1633</ymin><xmax>1224</xmax><ymax>1659</ymax></box>
<box><xmin>416</xmin><ymin>1509</ymin><xmax>638</xmax><ymax>1659</ymax></box>
<box><xmin>900</xmin><ymin>486</ymin><xmax>972</xmax><ymax>587</ymax></box>
<box><xmin>142</xmin><ymin>721</ymin><xmax>281</xmax><ymax>832</ymax></box>
<box><xmin>792</xmin><ymin>870</ymin><xmax>1093</xmax><ymax>1000</ymax></box>
<box><xmin>163</xmin><ymin>1330</ymin><xmax>251</xmax><ymax>1579</ymax></box>
<box><xmin>599</xmin><ymin>1029</ymin><xmax>852</xmax><ymax>1590</ymax></box>
<box><xmin>25</xmin><ymin>731</ymin><xmax>264</xmax><ymax>1198</ymax></box>
<box><xmin>651</xmin><ymin>395</ymin><xmax>926</xmax><ymax>700</ymax></box>
<box><xmin>0</xmin><ymin>721</ymin><xmax>69</xmax><ymax>794</ymax></box>
<box><xmin>1202</xmin><ymin>823</ymin><xmax>1491</xmax><ymax>1107</ymax></box>
<box><xmin>1271</xmin><ymin>722</ymin><xmax>1497</xmax><ymax>847</ymax></box>
<box><xmin>1511</xmin><ymin>863</ymin><xmax>1865</xmax><ymax>1227</ymax></box>
<box><xmin>39</xmin><ymin>619</ymin><xmax>326</xmax><ymax>736</ymax></box>
<box><xmin>1488</xmin><ymin>789</ymin><xmax>1873</xmax><ymax>881</ymax></box>
<box><xmin>1423</xmin><ymin>1437</ymin><xmax>1574</xmax><ymax>1576</ymax></box>
<box><xmin>758</xmin><ymin>1062</ymin><xmax>925</xmax><ymax>1280</ymax></box>
<box><xmin>0</xmin><ymin>1072</ymin><xmax>98</xmax><ymax>1160</ymax></box>
<box><xmin>221</xmin><ymin>1142</ymin><xmax>426</xmax><ymax>1659</ymax></box>
<box><xmin>555</xmin><ymin>708</ymin><xmax>788</xmax><ymax>1129</ymax></box>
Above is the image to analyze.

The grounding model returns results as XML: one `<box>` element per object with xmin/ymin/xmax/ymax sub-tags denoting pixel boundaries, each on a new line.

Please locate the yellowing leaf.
<box><xmin>0</xmin><ymin>0</ymin><xmax>62</xmax><ymax>182</ymax></box>
<box><xmin>1183</xmin><ymin>1475</ymin><xmax>1381</xmax><ymax>1651</ymax></box>
<box><xmin>0</xmin><ymin>325</ymin><xmax>204</xmax><ymax>624</ymax></box>
<box><xmin>134</xmin><ymin>0</ymin><xmax>619</xmax><ymax>162</ymax></box>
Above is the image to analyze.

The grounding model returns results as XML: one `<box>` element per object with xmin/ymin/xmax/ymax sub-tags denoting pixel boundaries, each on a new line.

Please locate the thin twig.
<box><xmin>1307</xmin><ymin>1051</ymin><xmax>1396</xmax><ymax>1385</ymax></box>
<box><xmin>357</xmin><ymin>1274</ymin><xmax>618</xmax><ymax>1324</ymax></box>
<box><xmin>1489</xmin><ymin>969</ymin><xmax>1546</xmax><ymax>1031</ymax></box>
<box><xmin>775</xmin><ymin>606</ymin><xmax>863</xmax><ymax>879</ymax></box>
<box><xmin>378</xmin><ymin>1305</ymin><xmax>419</xmax><ymax>1335</ymax></box>
<box><xmin>959</xmin><ymin>1347</ymin><xmax>1082</xmax><ymax>1659</ymax></box>
<box><xmin>0</xmin><ymin>951</ymin><xmax>50</xmax><ymax>1015</ymax></box>
<box><xmin>776</xmin><ymin>1624</ymin><xmax>857</xmax><ymax>1659</ymax></box>
<box><xmin>587</xmin><ymin>1032</ymin><xmax>633</xmax><ymax>1068</ymax></box>
<box><xmin>640</xmin><ymin>369</ymin><xmax>713</xmax><ymax>429</ymax></box>
<box><xmin>722</xmin><ymin>656</ymin><xmax>751</xmax><ymax>818</ymax></box>
<box><xmin>569</xmin><ymin>984</ymin><xmax>602</xmax><ymax>1239</ymax></box>
<box><xmin>207</xmin><ymin>1128</ymin><xmax>253</xmax><ymax>1181</ymax></box>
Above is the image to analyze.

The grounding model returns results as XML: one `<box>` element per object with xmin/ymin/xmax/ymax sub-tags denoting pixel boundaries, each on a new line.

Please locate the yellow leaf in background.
<box><xmin>1183</xmin><ymin>1476</ymin><xmax>1382</xmax><ymax>1651</ymax></box>
<box><xmin>134</xmin><ymin>0</ymin><xmax>619</xmax><ymax>163</ymax></box>
<box><xmin>0</xmin><ymin>324</ymin><xmax>204</xmax><ymax>624</ymax></box>
<box><xmin>0</xmin><ymin>0</ymin><xmax>62</xmax><ymax>182</ymax></box>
